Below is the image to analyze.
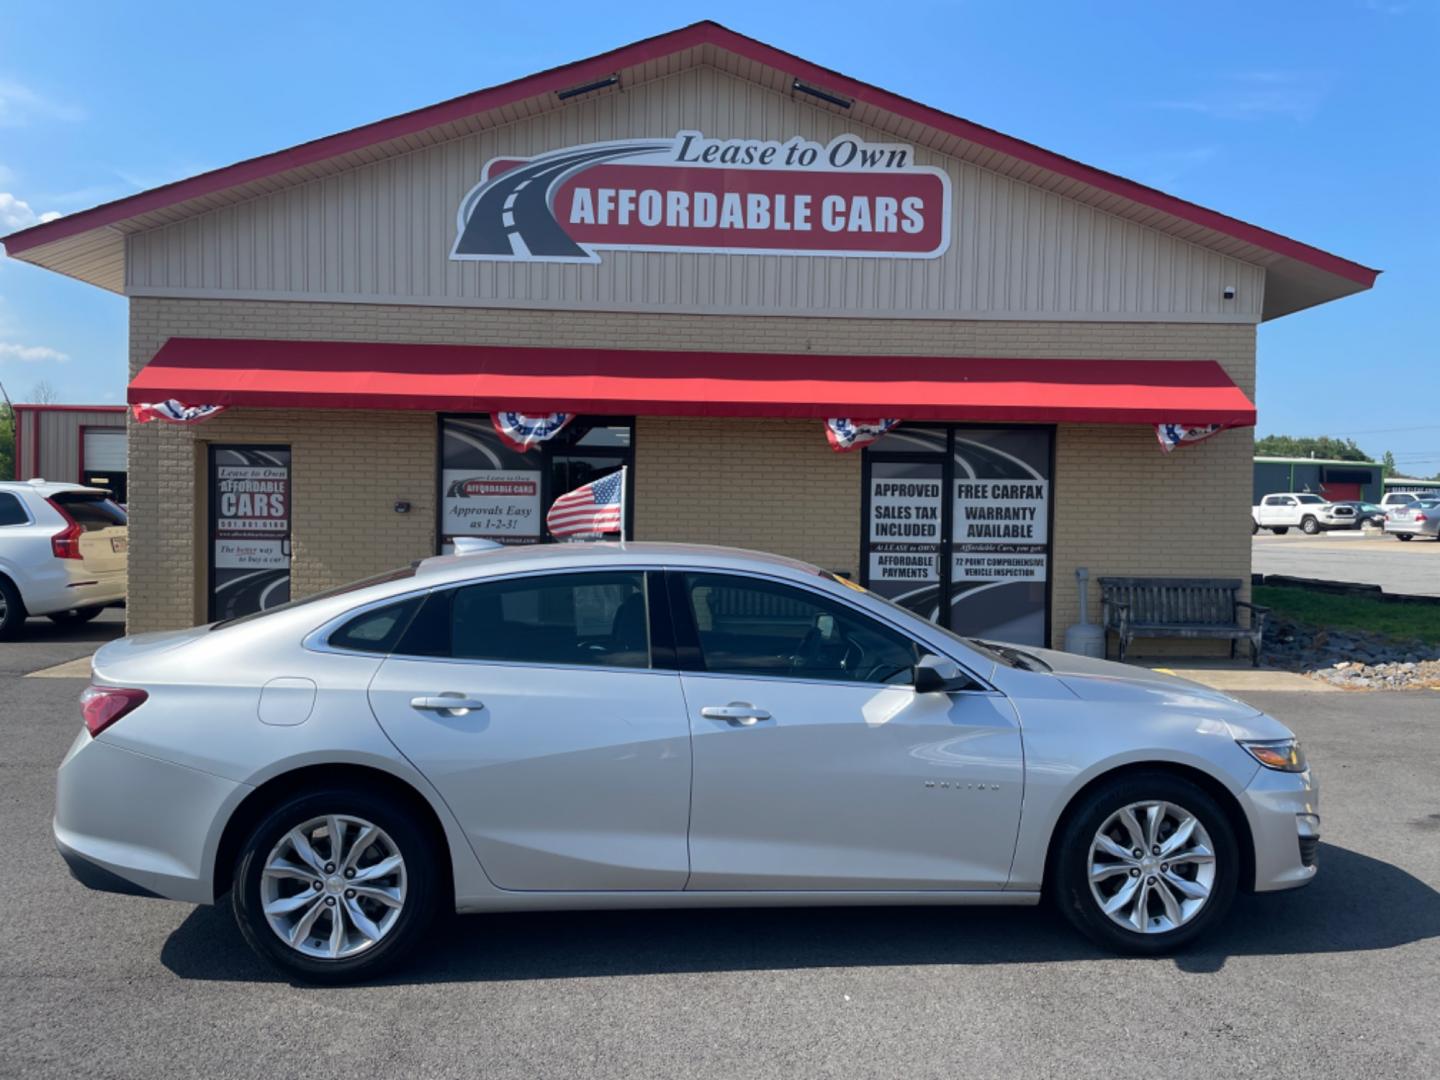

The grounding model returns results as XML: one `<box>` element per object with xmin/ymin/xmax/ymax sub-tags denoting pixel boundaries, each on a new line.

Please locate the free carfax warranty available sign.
<box><xmin>451</xmin><ymin>132</ymin><xmax>951</xmax><ymax>263</ymax></box>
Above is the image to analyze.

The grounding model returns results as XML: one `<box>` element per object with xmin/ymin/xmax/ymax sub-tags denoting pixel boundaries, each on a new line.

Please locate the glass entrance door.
<box><xmin>861</xmin><ymin>426</ymin><xmax>1054</xmax><ymax>646</ymax></box>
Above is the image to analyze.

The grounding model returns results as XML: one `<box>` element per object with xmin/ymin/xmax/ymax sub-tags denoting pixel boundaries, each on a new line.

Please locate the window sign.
<box><xmin>209</xmin><ymin>446</ymin><xmax>292</xmax><ymax>620</ymax></box>
<box><xmin>862</xmin><ymin>427</ymin><xmax>1053</xmax><ymax>646</ymax></box>
<box><xmin>865</xmin><ymin>461</ymin><xmax>943</xmax><ymax>619</ymax></box>
<box><xmin>439</xmin><ymin>416</ymin><xmax>634</xmax><ymax>550</ymax></box>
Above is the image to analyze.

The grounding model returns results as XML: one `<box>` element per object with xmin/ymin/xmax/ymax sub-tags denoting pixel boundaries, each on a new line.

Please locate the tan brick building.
<box><xmin>2</xmin><ymin>23</ymin><xmax>1375</xmax><ymax>652</ymax></box>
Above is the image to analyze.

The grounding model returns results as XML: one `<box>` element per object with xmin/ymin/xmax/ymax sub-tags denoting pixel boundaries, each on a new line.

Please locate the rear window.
<box><xmin>1295</xmin><ymin>495</ymin><xmax>1324</xmax><ymax>504</ymax></box>
<box><xmin>211</xmin><ymin>565</ymin><xmax>419</xmax><ymax>631</ymax></box>
<box><xmin>52</xmin><ymin>492</ymin><xmax>127</xmax><ymax>530</ymax></box>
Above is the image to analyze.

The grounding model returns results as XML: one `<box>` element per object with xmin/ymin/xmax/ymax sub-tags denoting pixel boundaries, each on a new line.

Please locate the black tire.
<box><xmin>1052</xmin><ymin>771</ymin><xmax>1239</xmax><ymax>955</ymax></box>
<box><xmin>231</xmin><ymin>786</ymin><xmax>441</xmax><ymax>983</ymax></box>
<box><xmin>0</xmin><ymin>576</ymin><xmax>26</xmax><ymax>640</ymax></box>
<box><xmin>1250</xmin><ymin>519</ymin><xmax>1259</xmax><ymax>536</ymax></box>
<box><xmin>47</xmin><ymin>606</ymin><xmax>104</xmax><ymax>626</ymax></box>
<box><xmin>1300</xmin><ymin>516</ymin><xmax>1320</xmax><ymax>535</ymax></box>
<box><xmin>1397</xmin><ymin>532</ymin><xmax>1413</xmax><ymax>541</ymax></box>
<box><xmin>1271</xmin><ymin>527</ymin><xmax>1289</xmax><ymax>535</ymax></box>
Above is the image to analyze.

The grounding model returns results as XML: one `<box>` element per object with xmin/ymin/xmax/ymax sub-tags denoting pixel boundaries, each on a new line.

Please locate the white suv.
<box><xmin>0</xmin><ymin>480</ymin><xmax>128</xmax><ymax>638</ymax></box>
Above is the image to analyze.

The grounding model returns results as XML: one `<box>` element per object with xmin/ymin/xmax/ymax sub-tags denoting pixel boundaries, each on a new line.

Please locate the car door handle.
<box><xmin>700</xmin><ymin>703</ymin><xmax>771</xmax><ymax>726</ymax></box>
<box><xmin>410</xmin><ymin>693</ymin><xmax>485</xmax><ymax>715</ymax></box>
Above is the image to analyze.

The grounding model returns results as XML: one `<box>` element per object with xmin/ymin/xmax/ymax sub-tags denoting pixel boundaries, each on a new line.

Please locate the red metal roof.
<box><xmin>129</xmin><ymin>338</ymin><xmax>1257</xmax><ymax>427</ymax></box>
<box><xmin>0</xmin><ymin>21</ymin><xmax>1377</xmax><ymax>292</ymax></box>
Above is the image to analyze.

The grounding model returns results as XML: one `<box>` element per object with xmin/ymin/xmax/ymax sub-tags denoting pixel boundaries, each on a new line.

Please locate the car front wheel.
<box><xmin>1271</xmin><ymin>527</ymin><xmax>1289</xmax><ymax>535</ymax></box>
<box><xmin>1301</xmin><ymin>516</ymin><xmax>1320</xmax><ymax>535</ymax></box>
<box><xmin>1053</xmin><ymin>773</ymin><xmax>1238</xmax><ymax>954</ymax></box>
<box><xmin>1397</xmin><ymin>533</ymin><xmax>1413</xmax><ymax>541</ymax></box>
<box><xmin>231</xmin><ymin>787</ymin><xmax>440</xmax><ymax>983</ymax></box>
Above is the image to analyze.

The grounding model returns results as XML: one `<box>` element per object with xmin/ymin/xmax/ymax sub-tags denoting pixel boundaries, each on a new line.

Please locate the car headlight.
<box><xmin>1239</xmin><ymin>738</ymin><xmax>1308</xmax><ymax>772</ymax></box>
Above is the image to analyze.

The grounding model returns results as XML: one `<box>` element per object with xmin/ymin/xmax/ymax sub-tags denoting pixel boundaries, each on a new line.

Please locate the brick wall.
<box><xmin>128</xmin><ymin>297</ymin><xmax>1255</xmax><ymax>652</ymax></box>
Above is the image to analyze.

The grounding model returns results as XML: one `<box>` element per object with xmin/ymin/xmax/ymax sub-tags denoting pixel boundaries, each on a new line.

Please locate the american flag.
<box><xmin>546</xmin><ymin>469</ymin><xmax>625</xmax><ymax>538</ymax></box>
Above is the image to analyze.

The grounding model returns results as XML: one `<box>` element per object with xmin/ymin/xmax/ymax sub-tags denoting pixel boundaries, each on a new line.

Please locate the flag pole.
<box><xmin>619</xmin><ymin>465</ymin><xmax>628</xmax><ymax>541</ymax></box>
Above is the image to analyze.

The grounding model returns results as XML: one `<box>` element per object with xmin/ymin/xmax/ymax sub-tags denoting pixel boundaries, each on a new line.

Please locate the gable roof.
<box><xmin>1</xmin><ymin>20</ymin><xmax>1377</xmax><ymax>319</ymax></box>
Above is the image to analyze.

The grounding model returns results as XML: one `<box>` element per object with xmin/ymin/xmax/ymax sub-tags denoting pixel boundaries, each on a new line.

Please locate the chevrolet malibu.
<box><xmin>55</xmin><ymin>543</ymin><xmax>1318</xmax><ymax>982</ymax></box>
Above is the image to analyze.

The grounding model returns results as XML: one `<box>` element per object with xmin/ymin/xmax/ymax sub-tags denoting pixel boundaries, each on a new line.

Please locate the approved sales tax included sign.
<box><xmin>452</xmin><ymin>132</ymin><xmax>951</xmax><ymax>263</ymax></box>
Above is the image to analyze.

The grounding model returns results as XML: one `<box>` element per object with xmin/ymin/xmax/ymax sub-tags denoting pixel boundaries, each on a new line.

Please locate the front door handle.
<box><xmin>411</xmin><ymin>693</ymin><xmax>485</xmax><ymax>716</ymax></box>
<box><xmin>700</xmin><ymin>702</ymin><xmax>771</xmax><ymax>726</ymax></box>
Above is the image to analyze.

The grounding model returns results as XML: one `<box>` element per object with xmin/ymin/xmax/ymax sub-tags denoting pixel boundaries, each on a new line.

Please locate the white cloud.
<box><xmin>0</xmin><ymin>78</ymin><xmax>84</xmax><ymax>127</ymax></box>
<box><xmin>1152</xmin><ymin>71</ymin><xmax>1331</xmax><ymax>123</ymax></box>
<box><xmin>0</xmin><ymin>342</ymin><xmax>69</xmax><ymax>363</ymax></box>
<box><xmin>0</xmin><ymin>192</ymin><xmax>61</xmax><ymax>231</ymax></box>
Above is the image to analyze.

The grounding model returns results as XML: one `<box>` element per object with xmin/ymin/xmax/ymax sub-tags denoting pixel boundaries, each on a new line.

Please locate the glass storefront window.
<box><xmin>439</xmin><ymin>416</ymin><xmax>634</xmax><ymax>550</ymax></box>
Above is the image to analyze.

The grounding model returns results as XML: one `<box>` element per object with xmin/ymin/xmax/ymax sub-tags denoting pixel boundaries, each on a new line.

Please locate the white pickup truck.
<box><xmin>1252</xmin><ymin>492</ymin><xmax>1359</xmax><ymax>535</ymax></box>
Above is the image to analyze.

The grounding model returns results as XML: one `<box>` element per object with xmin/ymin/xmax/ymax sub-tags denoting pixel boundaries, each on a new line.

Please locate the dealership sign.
<box><xmin>452</xmin><ymin>132</ymin><xmax>951</xmax><ymax>263</ymax></box>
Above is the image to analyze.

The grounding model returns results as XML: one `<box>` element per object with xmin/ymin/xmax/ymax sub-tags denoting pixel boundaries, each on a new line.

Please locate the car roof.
<box><xmin>414</xmin><ymin>541</ymin><xmax>831</xmax><ymax>587</ymax></box>
<box><xmin>0</xmin><ymin>479</ymin><xmax>111</xmax><ymax>497</ymax></box>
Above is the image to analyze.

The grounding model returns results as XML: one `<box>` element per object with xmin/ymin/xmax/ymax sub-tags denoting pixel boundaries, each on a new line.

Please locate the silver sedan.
<box><xmin>55</xmin><ymin>543</ymin><xmax>1319</xmax><ymax>982</ymax></box>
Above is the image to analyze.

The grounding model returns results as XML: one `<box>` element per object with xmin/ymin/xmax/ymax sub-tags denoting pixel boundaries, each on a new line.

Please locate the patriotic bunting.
<box><xmin>1156</xmin><ymin>423</ymin><xmax>1225</xmax><ymax>453</ymax></box>
<box><xmin>825</xmin><ymin>418</ymin><xmax>900</xmax><ymax>452</ymax></box>
<box><xmin>131</xmin><ymin>400</ymin><xmax>227</xmax><ymax>424</ymax></box>
<box><xmin>491</xmin><ymin>411</ymin><xmax>574</xmax><ymax>452</ymax></box>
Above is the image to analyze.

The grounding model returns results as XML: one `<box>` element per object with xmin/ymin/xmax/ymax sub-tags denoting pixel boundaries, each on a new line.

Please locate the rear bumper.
<box><xmin>54</xmin><ymin>731</ymin><xmax>248</xmax><ymax>904</ymax></box>
<box><xmin>23</xmin><ymin>569</ymin><xmax>126</xmax><ymax>616</ymax></box>
<box><xmin>1241</xmin><ymin>765</ymin><xmax>1320</xmax><ymax>892</ymax></box>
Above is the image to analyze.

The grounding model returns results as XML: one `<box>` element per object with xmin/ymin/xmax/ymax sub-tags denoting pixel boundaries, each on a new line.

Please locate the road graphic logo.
<box><xmin>451</xmin><ymin>131</ymin><xmax>951</xmax><ymax>263</ymax></box>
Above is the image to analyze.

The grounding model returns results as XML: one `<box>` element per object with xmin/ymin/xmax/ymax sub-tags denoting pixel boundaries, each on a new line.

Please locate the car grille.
<box><xmin>1299</xmin><ymin>835</ymin><xmax>1319</xmax><ymax>868</ymax></box>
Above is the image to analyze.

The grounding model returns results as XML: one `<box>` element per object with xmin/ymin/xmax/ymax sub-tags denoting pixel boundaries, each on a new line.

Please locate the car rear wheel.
<box><xmin>47</xmin><ymin>606</ymin><xmax>104</xmax><ymax>626</ymax></box>
<box><xmin>1397</xmin><ymin>533</ymin><xmax>1413</xmax><ymax>541</ymax></box>
<box><xmin>1250</xmin><ymin>520</ymin><xmax>1259</xmax><ymax>535</ymax></box>
<box><xmin>1053</xmin><ymin>773</ymin><xmax>1238</xmax><ymax>955</ymax></box>
<box><xmin>1271</xmin><ymin>527</ymin><xmax>1289</xmax><ymax>535</ymax></box>
<box><xmin>231</xmin><ymin>787</ymin><xmax>441</xmax><ymax>983</ymax></box>
<box><xmin>0</xmin><ymin>577</ymin><xmax>26</xmax><ymax>640</ymax></box>
<box><xmin>1301</xmin><ymin>516</ymin><xmax>1320</xmax><ymax>535</ymax></box>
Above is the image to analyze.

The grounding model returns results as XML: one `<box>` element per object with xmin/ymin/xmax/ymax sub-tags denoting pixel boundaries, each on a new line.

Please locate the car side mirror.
<box><xmin>913</xmin><ymin>654</ymin><xmax>973</xmax><ymax>694</ymax></box>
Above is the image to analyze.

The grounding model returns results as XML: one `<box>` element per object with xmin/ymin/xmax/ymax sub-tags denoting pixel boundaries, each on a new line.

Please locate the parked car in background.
<box><xmin>1380</xmin><ymin>492</ymin><xmax>1424</xmax><ymax>511</ymax></box>
<box><xmin>0</xmin><ymin>480</ymin><xmax>128</xmax><ymax>638</ymax></box>
<box><xmin>56</xmin><ymin>542</ymin><xmax>1319</xmax><ymax>982</ymax></box>
<box><xmin>1330</xmin><ymin>501</ymin><xmax>1386</xmax><ymax>528</ymax></box>
<box><xmin>1252</xmin><ymin>493</ymin><xmax>1358</xmax><ymax>535</ymax></box>
<box><xmin>1384</xmin><ymin>499</ymin><xmax>1440</xmax><ymax>542</ymax></box>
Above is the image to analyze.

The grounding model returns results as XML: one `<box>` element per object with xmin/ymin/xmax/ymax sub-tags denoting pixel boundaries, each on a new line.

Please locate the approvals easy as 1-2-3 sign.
<box><xmin>451</xmin><ymin>132</ymin><xmax>951</xmax><ymax>263</ymax></box>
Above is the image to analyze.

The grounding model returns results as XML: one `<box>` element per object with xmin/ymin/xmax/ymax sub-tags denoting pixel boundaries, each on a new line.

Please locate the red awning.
<box><xmin>128</xmin><ymin>338</ymin><xmax>1256</xmax><ymax>427</ymax></box>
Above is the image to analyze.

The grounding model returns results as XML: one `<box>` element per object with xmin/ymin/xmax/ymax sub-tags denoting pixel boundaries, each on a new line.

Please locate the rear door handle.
<box><xmin>700</xmin><ymin>702</ymin><xmax>771</xmax><ymax>726</ymax></box>
<box><xmin>411</xmin><ymin>693</ymin><xmax>485</xmax><ymax>716</ymax></box>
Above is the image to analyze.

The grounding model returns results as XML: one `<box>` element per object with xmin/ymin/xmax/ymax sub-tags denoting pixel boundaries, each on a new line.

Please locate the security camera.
<box><xmin>1222</xmin><ymin>285</ymin><xmax>1237</xmax><ymax>300</ymax></box>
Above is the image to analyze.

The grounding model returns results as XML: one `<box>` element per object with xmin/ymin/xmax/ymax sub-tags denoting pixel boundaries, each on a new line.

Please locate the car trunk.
<box><xmin>52</xmin><ymin>492</ymin><xmax>129</xmax><ymax>579</ymax></box>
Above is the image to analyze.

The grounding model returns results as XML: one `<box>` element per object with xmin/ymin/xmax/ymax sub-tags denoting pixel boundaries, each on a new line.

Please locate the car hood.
<box><xmin>1015</xmin><ymin>644</ymin><xmax>1268</xmax><ymax>722</ymax></box>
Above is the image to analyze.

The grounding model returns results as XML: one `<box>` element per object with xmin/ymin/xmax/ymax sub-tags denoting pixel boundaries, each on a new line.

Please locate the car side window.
<box><xmin>436</xmin><ymin>571</ymin><xmax>651</xmax><ymax>669</ymax></box>
<box><xmin>327</xmin><ymin>596</ymin><xmax>423</xmax><ymax>654</ymax></box>
<box><xmin>680</xmin><ymin>572</ymin><xmax>921</xmax><ymax>686</ymax></box>
<box><xmin>0</xmin><ymin>493</ymin><xmax>29</xmax><ymax>526</ymax></box>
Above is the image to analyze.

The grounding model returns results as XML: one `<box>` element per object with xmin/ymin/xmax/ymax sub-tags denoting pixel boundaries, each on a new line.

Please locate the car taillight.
<box><xmin>80</xmin><ymin>686</ymin><xmax>148</xmax><ymax>737</ymax></box>
<box><xmin>1417</xmin><ymin>514</ymin><xmax>1428</xmax><ymax>522</ymax></box>
<box><xmin>46</xmin><ymin>499</ymin><xmax>84</xmax><ymax>559</ymax></box>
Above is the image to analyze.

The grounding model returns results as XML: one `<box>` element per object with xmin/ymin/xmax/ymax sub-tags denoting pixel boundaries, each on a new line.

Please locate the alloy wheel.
<box><xmin>260</xmin><ymin>814</ymin><xmax>407</xmax><ymax>960</ymax></box>
<box><xmin>1087</xmin><ymin>800</ymin><xmax>1216</xmax><ymax>934</ymax></box>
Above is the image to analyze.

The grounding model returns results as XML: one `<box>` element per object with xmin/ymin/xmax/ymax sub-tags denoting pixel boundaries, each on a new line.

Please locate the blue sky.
<box><xmin>1</xmin><ymin>1</ymin><xmax>1435</xmax><ymax>473</ymax></box>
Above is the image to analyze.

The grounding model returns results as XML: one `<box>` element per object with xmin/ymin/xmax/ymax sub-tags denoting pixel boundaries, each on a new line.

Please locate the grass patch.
<box><xmin>1254</xmin><ymin>585</ymin><xmax>1440</xmax><ymax>645</ymax></box>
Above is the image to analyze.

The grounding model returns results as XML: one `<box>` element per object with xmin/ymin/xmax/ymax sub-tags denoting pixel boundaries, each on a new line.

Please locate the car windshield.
<box><xmin>825</xmin><ymin>573</ymin><xmax>1048</xmax><ymax>672</ymax></box>
<box><xmin>210</xmin><ymin>565</ymin><xmax>419</xmax><ymax>630</ymax></box>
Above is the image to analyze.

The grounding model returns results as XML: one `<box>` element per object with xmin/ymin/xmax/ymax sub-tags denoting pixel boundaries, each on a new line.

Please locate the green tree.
<box><xmin>1382</xmin><ymin>450</ymin><xmax>1398</xmax><ymax>479</ymax></box>
<box><xmin>0</xmin><ymin>403</ymin><xmax>11</xmax><ymax>480</ymax></box>
<box><xmin>1254</xmin><ymin>434</ymin><xmax>1374</xmax><ymax>462</ymax></box>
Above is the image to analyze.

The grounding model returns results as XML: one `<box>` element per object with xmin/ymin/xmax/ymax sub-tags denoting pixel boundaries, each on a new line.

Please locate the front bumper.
<box><xmin>1241</xmin><ymin>764</ymin><xmax>1320</xmax><ymax>892</ymax></box>
<box><xmin>54</xmin><ymin>730</ymin><xmax>249</xmax><ymax>904</ymax></box>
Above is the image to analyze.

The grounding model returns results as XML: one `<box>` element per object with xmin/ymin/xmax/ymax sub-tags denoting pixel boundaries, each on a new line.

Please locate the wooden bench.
<box><xmin>1098</xmin><ymin>577</ymin><xmax>1269</xmax><ymax>666</ymax></box>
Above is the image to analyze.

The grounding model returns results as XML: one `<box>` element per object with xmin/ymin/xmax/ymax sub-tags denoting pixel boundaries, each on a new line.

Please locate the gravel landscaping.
<box><xmin>1262</xmin><ymin>617</ymin><xmax>1440</xmax><ymax>690</ymax></box>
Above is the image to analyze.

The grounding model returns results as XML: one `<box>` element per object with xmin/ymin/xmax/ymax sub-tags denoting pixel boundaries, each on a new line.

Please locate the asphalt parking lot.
<box><xmin>2</xmin><ymin>623</ymin><xmax>1437</xmax><ymax>1079</ymax></box>
<box><xmin>1253</xmin><ymin>529</ymin><xmax>1439</xmax><ymax>596</ymax></box>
